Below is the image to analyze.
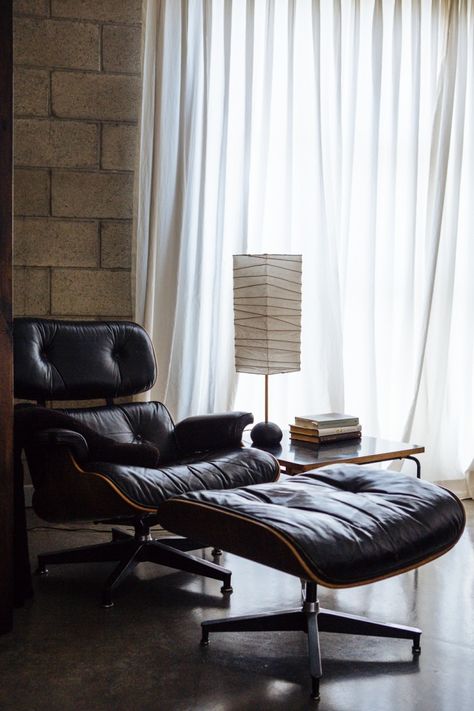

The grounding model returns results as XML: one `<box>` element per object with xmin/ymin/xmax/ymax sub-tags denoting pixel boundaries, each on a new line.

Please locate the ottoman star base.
<box><xmin>157</xmin><ymin>464</ymin><xmax>465</xmax><ymax>699</ymax></box>
<box><xmin>200</xmin><ymin>580</ymin><xmax>421</xmax><ymax>700</ymax></box>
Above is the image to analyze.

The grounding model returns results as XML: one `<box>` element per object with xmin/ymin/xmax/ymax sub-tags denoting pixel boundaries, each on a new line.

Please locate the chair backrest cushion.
<box><xmin>14</xmin><ymin>318</ymin><xmax>157</xmax><ymax>401</ymax></box>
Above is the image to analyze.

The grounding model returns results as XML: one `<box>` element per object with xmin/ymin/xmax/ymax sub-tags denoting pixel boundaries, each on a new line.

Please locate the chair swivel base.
<box><xmin>200</xmin><ymin>581</ymin><xmax>421</xmax><ymax>700</ymax></box>
<box><xmin>37</xmin><ymin>525</ymin><xmax>232</xmax><ymax>607</ymax></box>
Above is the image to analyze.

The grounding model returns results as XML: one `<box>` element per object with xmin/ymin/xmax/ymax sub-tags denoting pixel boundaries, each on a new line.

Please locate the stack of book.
<box><xmin>289</xmin><ymin>413</ymin><xmax>361</xmax><ymax>445</ymax></box>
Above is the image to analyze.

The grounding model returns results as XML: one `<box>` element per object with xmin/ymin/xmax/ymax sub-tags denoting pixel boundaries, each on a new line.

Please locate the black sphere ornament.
<box><xmin>250</xmin><ymin>421</ymin><xmax>283</xmax><ymax>446</ymax></box>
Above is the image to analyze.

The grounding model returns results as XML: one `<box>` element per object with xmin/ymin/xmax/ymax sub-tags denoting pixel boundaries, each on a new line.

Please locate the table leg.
<box><xmin>405</xmin><ymin>455</ymin><xmax>421</xmax><ymax>479</ymax></box>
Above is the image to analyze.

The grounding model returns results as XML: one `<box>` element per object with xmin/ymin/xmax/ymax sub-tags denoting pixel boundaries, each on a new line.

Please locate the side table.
<box><xmin>246</xmin><ymin>432</ymin><xmax>424</xmax><ymax>478</ymax></box>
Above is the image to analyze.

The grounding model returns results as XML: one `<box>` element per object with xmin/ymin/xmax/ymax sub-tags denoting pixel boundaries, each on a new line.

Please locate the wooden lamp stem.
<box><xmin>264</xmin><ymin>374</ymin><xmax>269</xmax><ymax>423</ymax></box>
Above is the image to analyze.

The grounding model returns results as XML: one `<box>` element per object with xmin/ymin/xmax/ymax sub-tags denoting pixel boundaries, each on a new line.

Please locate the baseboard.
<box><xmin>24</xmin><ymin>484</ymin><xmax>33</xmax><ymax>508</ymax></box>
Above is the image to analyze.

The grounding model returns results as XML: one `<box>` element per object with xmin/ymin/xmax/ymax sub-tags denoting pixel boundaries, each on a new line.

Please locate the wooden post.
<box><xmin>264</xmin><ymin>374</ymin><xmax>269</xmax><ymax>423</ymax></box>
<box><xmin>0</xmin><ymin>0</ymin><xmax>14</xmax><ymax>634</ymax></box>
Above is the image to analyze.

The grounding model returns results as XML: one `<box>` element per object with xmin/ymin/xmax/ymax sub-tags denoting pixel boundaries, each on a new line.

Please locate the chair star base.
<box><xmin>37</xmin><ymin>519</ymin><xmax>232</xmax><ymax>607</ymax></box>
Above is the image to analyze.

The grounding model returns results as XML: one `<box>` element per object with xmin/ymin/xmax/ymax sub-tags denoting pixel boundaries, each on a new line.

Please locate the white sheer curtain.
<box><xmin>135</xmin><ymin>0</ymin><xmax>474</xmax><ymax>496</ymax></box>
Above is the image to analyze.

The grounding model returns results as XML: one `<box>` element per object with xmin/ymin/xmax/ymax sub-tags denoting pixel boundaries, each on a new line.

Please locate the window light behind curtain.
<box><xmin>136</xmin><ymin>0</ymin><xmax>474</xmax><ymax>496</ymax></box>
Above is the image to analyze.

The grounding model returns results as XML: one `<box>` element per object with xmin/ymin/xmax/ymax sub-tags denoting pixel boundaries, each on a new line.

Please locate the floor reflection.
<box><xmin>0</xmin><ymin>502</ymin><xmax>473</xmax><ymax>711</ymax></box>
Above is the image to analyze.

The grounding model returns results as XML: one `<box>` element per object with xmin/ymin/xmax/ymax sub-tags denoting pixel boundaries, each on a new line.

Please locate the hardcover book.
<box><xmin>290</xmin><ymin>424</ymin><xmax>361</xmax><ymax>437</ymax></box>
<box><xmin>294</xmin><ymin>413</ymin><xmax>359</xmax><ymax>429</ymax></box>
<box><xmin>290</xmin><ymin>431</ymin><xmax>362</xmax><ymax>444</ymax></box>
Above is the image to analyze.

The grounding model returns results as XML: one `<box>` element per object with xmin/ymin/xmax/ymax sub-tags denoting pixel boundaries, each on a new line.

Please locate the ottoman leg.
<box><xmin>305</xmin><ymin>581</ymin><xmax>322</xmax><ymax>700</ymax></box>
<box><xmin>200</xmin><ymin>582</ymin><xmax>324</xmax><ymax>699</ymax></box>
<box><xmin>200</xmin><ymin>608</ymin><xmax>305</xmax><ymax>646</ymax></box>
<box><xmin>318</xmin><ymin>607</ymin><xmax>422</xmax><ymax>652</ymax></box>
<box><xmin>306</xmin><ymin>613</ymin><xmax>322</xmax><ymax>700</ymax></box>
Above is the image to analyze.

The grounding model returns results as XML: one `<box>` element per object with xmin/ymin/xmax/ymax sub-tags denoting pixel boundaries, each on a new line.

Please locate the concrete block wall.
<box><xmin>13</xmin><ymin>0</ymin><xmax>143</xmax><ymax>319</ymax></box>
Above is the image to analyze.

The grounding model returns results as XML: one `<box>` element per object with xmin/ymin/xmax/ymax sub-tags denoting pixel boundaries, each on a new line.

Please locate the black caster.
<box><xmin>310</xmin><ymin>677</ymin><xmax>320</xmax><ymax>702</ymax></box>
<box><xmin>412</xmin><ymin>634</ymin><xmax>421</xmax><ymax>655</ymax></box>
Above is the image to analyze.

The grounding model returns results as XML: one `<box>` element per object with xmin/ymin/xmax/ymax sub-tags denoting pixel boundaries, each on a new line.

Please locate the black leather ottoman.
<box><xmin>157</xmin><ymin>464</ymin><xmax>466</xmax><ymax>699</ymax></box>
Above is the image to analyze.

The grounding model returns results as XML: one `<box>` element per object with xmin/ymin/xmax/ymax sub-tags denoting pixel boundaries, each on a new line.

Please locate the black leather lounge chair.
<box><xmin>14</xmin><ymin>318</ymin><xmax>279</xmax><ymax>606</ymax></box>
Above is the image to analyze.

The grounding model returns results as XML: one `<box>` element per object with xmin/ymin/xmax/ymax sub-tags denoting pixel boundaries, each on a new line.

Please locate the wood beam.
<box><xmin>0</xmin><ymin>0</ymin><xmax>14</xmax><ymax>634</ymax></box>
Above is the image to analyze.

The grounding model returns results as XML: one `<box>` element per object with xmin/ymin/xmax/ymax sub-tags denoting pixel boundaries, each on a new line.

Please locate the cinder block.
<box><xmin>101</xmin><ymin>124</ymin><xmax>136</xmax><ymax>171</ymax></box>
<box><xmin>51</xmin><ymin>268</ymin><xmax>132</xmax><ymax>316</ymax></box>
<box><xmin>14</xmin><ymin>217</ymin><xmax>99</xmax><ymax>266</ymax></box>
<box><xmin>15</xmin><ymin>118</ymin><xmax>98</xmax><ymax>168</ymax></box>
<box><xmin>52</xmin><ymin>170</ymin><xmax>133</xmax><ymax>219</ymax></box>
<box><xmin>14</xmin><ymin>17</ymin><xmax>100</xmax><ymax>70</ymax></box>
<box><xmin>51</xmin><ymin>0</ymin><xmax>142</xmax><ymax>24</ymax></box>
<box><xmin>14</xmin><ymin>168</ymin><xmax>50</xmax><ymax>216</ymax></box>
<box><xmin>103</xmin><ymin>25</ymin><xmax>142</xmax><ymax>73</ymax></box>
<box><xmin>52</xmin><ymin>71</ymin><xmax>140</xmax><ymax>121</ymax></box>
<box><xmin>101</xmin><ymin>221</ymin><xmax>132</xmax><ymax>268</ymax></box>
<box><xmin>14</xmin><ymin>68</ymin><xmax>49</xmax><ymax>115</ymax></box>
<box><xmin>14</xmin><ymin>267</ymin><xmax>50</xmax><ymax>316</ymax></box>
<box><xmin>14</xmin><ymin>0</ymin><xmax>49</xmax><ymax>16</ymax></box>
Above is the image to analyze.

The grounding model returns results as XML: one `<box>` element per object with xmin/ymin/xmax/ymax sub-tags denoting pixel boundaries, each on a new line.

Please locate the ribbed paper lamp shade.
<box><xmin>233</xmin><ymin>254</ymin><xmax>302</xmax><ymax>376</ymax></box>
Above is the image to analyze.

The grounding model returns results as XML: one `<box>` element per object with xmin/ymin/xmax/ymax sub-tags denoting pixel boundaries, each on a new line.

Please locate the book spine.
<box><xmin>294</xmin><ymin>418</ymin><xmax>359</xmax><ymax>429</ymax></box>
<box><xmin>289</xmin><ymin>426</ymin><xmax>317</xmax><ymax>435</ymax></box>
<box><xmin>290</xmin><ymin>436</ymin><xmax>321</xmax><ymax>443</ymax></box>
<box><xmin>290</xmin><ymin>425</ymin><xmax>361</xmax><ymax>436</ymax></box>
<box><xmin>289</xmin><ymin>431</ymin><xmax>320</xmax><ymax>441</ymax></box>
<box><xmin>318</xmin><ymin>432</ymin><xmax>362</xmax><ymax>442</ymax></box>
<box><xmin>290</xmin><ymin>431</ymin><xmax>362</xmax><ymax>444</ymax></box>
<box><xmin>314</xmin><ymin>424</ymin><xmax>361</xmax><ymax>436</ymax></box>
<box><xmin>293</xmin><ymin>421</ymin><xmax>318</xmax><ymax>430</ymax></box>
<box><xmin>316</xmin><ymin>419</ymin><xmax>359</xmax><ymax>428</ymax></box>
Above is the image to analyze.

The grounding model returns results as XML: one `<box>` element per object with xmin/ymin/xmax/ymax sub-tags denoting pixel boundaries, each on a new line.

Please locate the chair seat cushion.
<box><xmin>83</xmin><ymin>447</ymin><xmax>279</xmax><ymax>509</ymax></box>
<box><xmin>156</xmin><ymin>464</ymin><xmax>466</xmax><ymax>587</ymax></box>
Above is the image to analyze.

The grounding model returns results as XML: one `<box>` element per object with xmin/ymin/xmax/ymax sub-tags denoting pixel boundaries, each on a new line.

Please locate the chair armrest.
<box><xmin>33</xmin><ymin>428</ymin><xmax>89</xmax><ymax>462</ymax></box>
<box><xmin>174</xmin><ymin>412</ymin><xmax>254</xmax><ymax>454</ymax></box>
<box><xmin>31</xmin><ymin>428</ymin><xmax>160</xmax><ymax>467</ymax></box>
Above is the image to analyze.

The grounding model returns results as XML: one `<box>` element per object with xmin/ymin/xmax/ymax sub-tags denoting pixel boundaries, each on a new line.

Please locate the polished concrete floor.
<box><xmin>1</xmin><ymin>501</ymin><xmax>473</xmax><ymax>711</ymax></box>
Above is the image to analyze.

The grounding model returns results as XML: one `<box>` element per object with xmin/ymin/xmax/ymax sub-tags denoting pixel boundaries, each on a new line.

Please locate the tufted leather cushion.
<box><xmin>15</xmin><ymin>404</ymin><xmax>161</xmax><ymax>468</ymax></box>
<box><xmin>175</xmin><ymin>412</ymin><xmax>254</xmax><ymax>454</ymax></box>
<box><xmin>157</xmin><ymin>464</ymin><xmax>466</xmax><ymax>587</ymax></box>
<box><xmin>14</xmin><ymin>318</ymin><xmax>157</xmax><ymax>401</ymax></box>
<box><xmin>59</xmin><ymin>402</ymin><xmax>178</xmax><ymax>463</ymax></box>
<box><xmin>82</xmin><ymin>448</ymin><xmax>279</xmax><ymax>509</ymax></box>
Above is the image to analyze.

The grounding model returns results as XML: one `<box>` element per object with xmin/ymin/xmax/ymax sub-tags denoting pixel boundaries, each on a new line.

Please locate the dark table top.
<box><xmin>245</xmin><ymin>431</ymin><xmax>424</xmax><ymax>473</ymax></box>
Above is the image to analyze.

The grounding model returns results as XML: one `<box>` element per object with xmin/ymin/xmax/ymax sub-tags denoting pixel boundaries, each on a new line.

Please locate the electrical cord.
<box><xmin>27</xmin><ymin>526</ymin><xmax>119</xmax><ymax>533</ymax></box>
<box><xmin>27</xmin><ymin>525</ymin><xmax>165</xmax><ymax>533</ymax></box>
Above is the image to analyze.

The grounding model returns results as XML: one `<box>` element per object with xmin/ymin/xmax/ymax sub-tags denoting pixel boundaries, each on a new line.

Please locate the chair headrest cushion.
<box><xmin>14</xmin><ymin>318</ymin><xmax>157</xmax><ymax>401</ymax></box>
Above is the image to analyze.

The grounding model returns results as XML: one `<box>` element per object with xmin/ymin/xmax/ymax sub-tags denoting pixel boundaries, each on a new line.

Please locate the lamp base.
<box><xmin>250</xmin><ymin>421</ymin><xmax>283</xmax><ymax>446</ymax></box>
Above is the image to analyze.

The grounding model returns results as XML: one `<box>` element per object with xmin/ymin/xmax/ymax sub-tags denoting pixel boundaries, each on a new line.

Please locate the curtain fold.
<box><xmin>136</xmin><ymin>0</ymin><xmax>474</xmax><ymax>495</ymax></box>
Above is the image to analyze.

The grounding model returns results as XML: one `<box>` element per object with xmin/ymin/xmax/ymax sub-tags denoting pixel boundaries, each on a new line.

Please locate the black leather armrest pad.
<box><xmin>175</xmin><ymin>412</ymin><xmax>254</xmax><ymax>454</ymax></box>
<box><xmin>33</xmin><ymin>428</ymin><xmax>89</xmax><ymax>461</ymax></box>
<box><xmin>15</xmin><ymin>405</ymin><xmax>160</xmax><ymax>468</ymax></box>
